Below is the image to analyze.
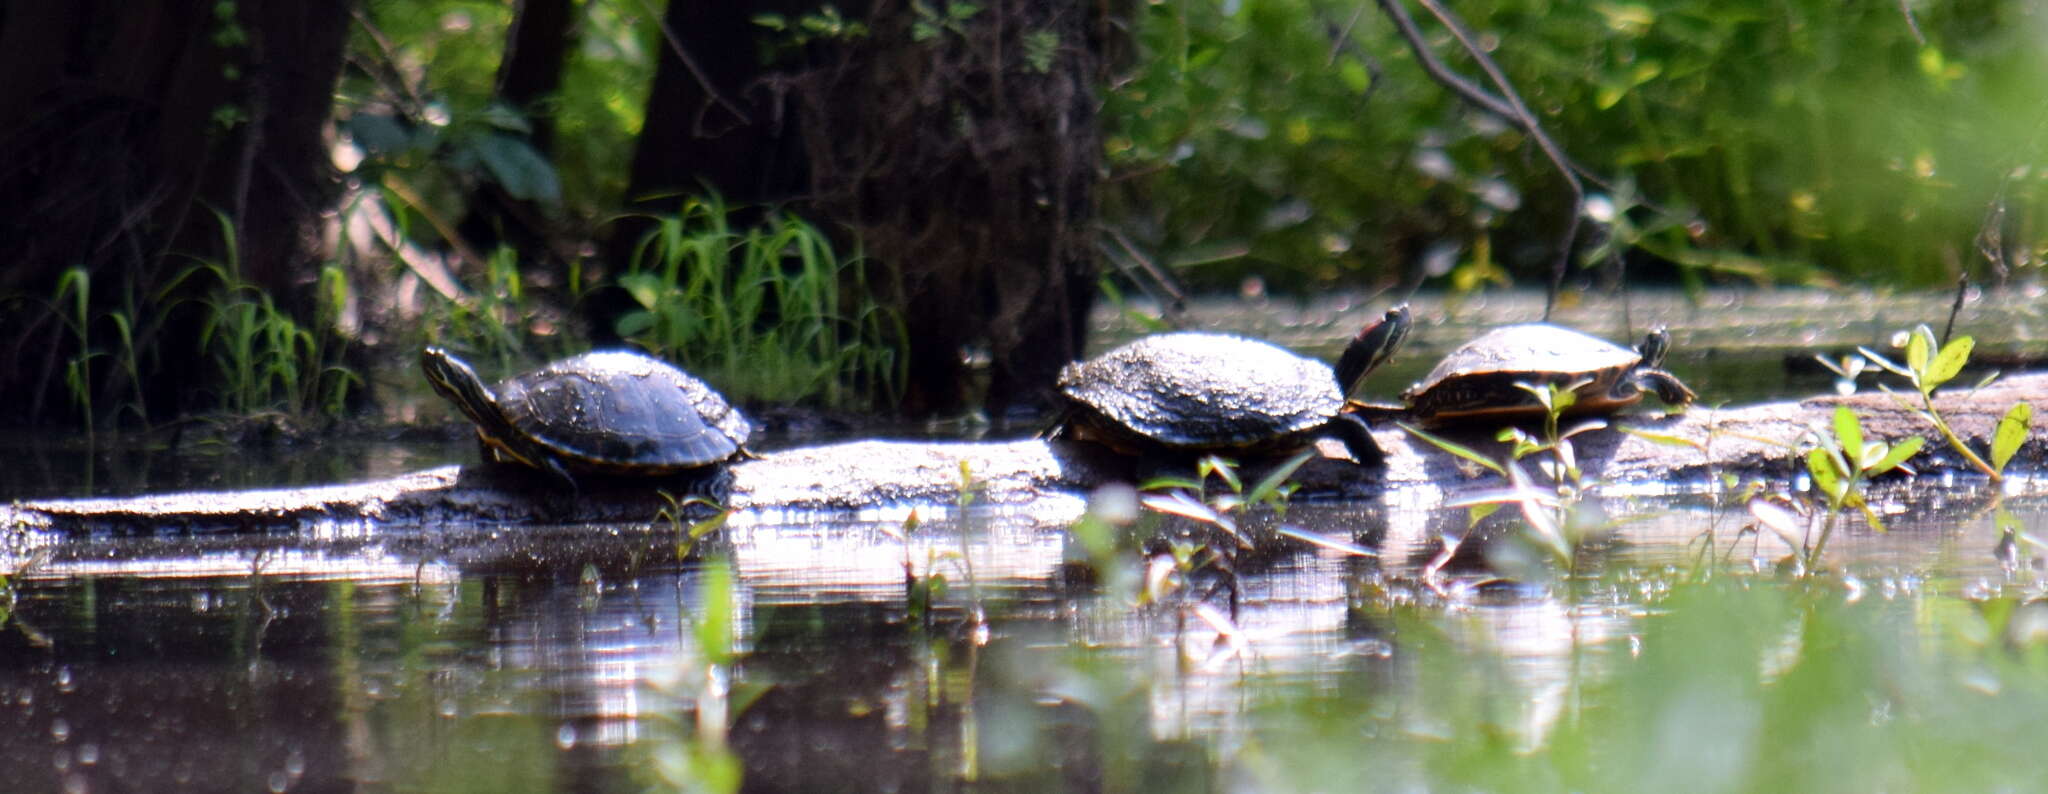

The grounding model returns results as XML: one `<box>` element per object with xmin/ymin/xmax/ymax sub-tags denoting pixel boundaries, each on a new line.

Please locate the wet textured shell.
<box><xmin>1403</xmin><ymin>324</ymin><xmax>1640</xmax><ymax>420</ymax></box>
<box><xmin>1057</xmin><ymin>333</ymin><xmax>1341</xmax><ymax>449</ymax></box>
<box><xmin>496</xmin><ymin>351</ymin><xmax>750</xmax><ymax>472</ymax></box>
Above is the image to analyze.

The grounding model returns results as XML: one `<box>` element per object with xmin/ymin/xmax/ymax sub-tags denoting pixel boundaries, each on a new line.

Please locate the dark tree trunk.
<box><xmin>588</xmin><ymin>0</ymin><xmax>816</xmax><ymax>346</ymax></box>
<box><xmin>0</xmin><ymin>0</ymin><xmax>352</xmax><ymax>426</ymax></box>
<box><xmin>797</xmin><ymin>0</ymin><xmax>1105</xmax><ymax>417</ymax></box>
<box><xmin>457</xmin><ymin>0</ymin><xmax>576</xmax><ymax>284</ymax></box>
<box><xmin>607</xmin><ymin>0</ymin><xmax>1108</xmax><ymax>418</ymax></box>
<box><xmin>618</xmin><ymin>1</ymin><xmax>812</xmax><ymax>212</ymax></box>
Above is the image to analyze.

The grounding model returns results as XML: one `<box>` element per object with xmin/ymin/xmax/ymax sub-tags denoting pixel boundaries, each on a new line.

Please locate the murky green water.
<box><xmin>7</xmin><ymin>291</ymin><xmax>2048</xmax><ymax>791</ymax></box>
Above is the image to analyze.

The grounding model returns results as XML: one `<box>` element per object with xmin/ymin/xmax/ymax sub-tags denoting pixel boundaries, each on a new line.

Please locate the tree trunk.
<box><xmin>797</xmin><ymin>0</ymin><xmax>1105</xmax><ymax>417</ymax></box>
<box><xmin>0</xmin><ymin>0</ymin><xmax>352</xmax><ymax>425</ymax></box>
<box><xmin>457</xmin><ymin>0</ymin><xmax>575</xmax><ymax>275</ymax></box>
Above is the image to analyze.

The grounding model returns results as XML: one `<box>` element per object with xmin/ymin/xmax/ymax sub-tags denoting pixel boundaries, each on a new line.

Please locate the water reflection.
<box><xmin>0</xmin><ymin>480</ymin><xmax>2043</xmax><ymax>791</ymax></box>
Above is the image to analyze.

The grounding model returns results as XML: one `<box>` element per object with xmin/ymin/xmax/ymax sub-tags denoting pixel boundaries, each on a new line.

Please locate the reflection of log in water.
<box><xmin>7</xmin><ymin>373</ymin><xmax>2048</xmax><ymax>535</ymax></box>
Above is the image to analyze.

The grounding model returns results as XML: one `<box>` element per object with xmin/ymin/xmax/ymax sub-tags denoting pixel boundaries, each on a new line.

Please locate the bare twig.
<box><xmin>1898</xmin><ymin>0</ymin><xmax>1927</xmax><ymax>46</ymax></box>
<box><xmin>635</xmin><ymin>0</ymin><xmax>754</xmax><ymax>134</ymax></box>
<box><xmin>1372</xmin><ymin>0</ymin><xmax>1587</xmax><ymax>318</ymax></box>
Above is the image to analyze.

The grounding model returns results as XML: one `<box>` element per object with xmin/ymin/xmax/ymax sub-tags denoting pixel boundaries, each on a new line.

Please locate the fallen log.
<box><xmin>6</xmin><ymin>374</ymin><xmax>2047</xmax><ymax>535</ymax></box>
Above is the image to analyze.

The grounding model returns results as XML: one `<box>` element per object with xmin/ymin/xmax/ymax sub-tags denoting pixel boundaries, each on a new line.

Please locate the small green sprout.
<box><xmin>1860</xmin><ymin>323</ymin><xmax>2031</xmax><ymax>481</ymax></box>
<box><xmin>1798</xmin><ymin>404</ymin><xmax>1924</xmax><ymax>570</ymax></box>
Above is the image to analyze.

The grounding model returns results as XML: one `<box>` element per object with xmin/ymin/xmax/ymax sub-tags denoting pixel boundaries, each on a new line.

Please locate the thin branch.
<box><xmin>635</xmin><ymin>0</ymin><xmax>753</xmax><ymax>133</ymax></box>
<box><xmin>1375</xmin><ymin>0</ymin><xmax>1584</xmax><ymax>318</ymax></box>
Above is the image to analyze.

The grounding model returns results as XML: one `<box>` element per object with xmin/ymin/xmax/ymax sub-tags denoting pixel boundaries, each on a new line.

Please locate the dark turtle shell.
<box><xmin>1055</xmin><ymin>333</ymin><xmax>1345</xmax><ymax>452</ymax></box>
<box><xmin>1402</xmin><ymin>324</ymin><xmax>1692</xmax><ymax>425</ymax></box>
<box><xmin>423</xmin><ymin>348</ymin><xmax>750</xmax><ymax>479</ymax></box>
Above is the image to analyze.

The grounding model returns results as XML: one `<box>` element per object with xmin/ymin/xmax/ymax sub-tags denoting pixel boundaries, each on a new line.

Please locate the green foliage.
<box><xmin>642</xmin><ymin>558</ymin><xmax>746</xmax><ymax>794</ymax></box>
<box><xmin>1862</xmin><ymin>323</ymin><xmax>2030</xmax><ymax>480</ymax></box>
<box><xmin>1400</xmin><ymin>381</ymin><xmax>1609</xmax><ymax>567</ymax></box>
<box><xmin>1797</xmin><ymin>404</ymin><xmax>1923</xmax><ymax>567</ymax></box>
<box><xmin>616</xmin><ymin>194</ymin><xmax>905</xmax><ymax>409</ymax></box>
<box><xmin>190</xmin><ymin>212</ymin><xmax>363</xmax><ymax>420</ymax></box>
<box><xmin>753</xmin><ymin>5</ymin><xmax>869</xmax><ymax>54</ymax></box>
<box><xmin>911</xmin><ymin>1</ymin><xmax>982</xmax><ymax>42</ymax></box>
<box><xmin>1226</xmin><ymin>578</ymin><xmax>2048</xmax><ymax>792</ymax></box>
<box><xmin>1104</xmin><ymin>0</ymin><xmax>2048</xmax><ymax>293</ymax></box>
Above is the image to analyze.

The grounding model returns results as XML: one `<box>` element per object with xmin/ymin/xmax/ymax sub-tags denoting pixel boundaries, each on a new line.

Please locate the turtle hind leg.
<box><xmin>1330</xmin><ymin>412</ymin><xmax>1387</xmax><ymax>465</ymax></box>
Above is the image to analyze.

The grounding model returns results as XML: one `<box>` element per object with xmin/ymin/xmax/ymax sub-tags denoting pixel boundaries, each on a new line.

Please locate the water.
<box><xmin>6</xmin><ymin>291</ymin><xmax>2048</xmax><ymax>791</ymax></box>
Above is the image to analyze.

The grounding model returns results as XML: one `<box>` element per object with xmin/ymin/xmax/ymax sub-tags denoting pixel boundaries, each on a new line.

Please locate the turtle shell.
<box><xmin>1056</xmin><ymin>333</ymin><xmax>1342</xmax><ymax>451</ymax></box>
<box><xmin>1402</xmin><ymin>324</ymin><xmax>1645</xmax><ymax>425</ymax></box>
<box><xmin>493</xmin><ymin>350</ymin><xmax>750</xmax><ymax>473</ymax></box>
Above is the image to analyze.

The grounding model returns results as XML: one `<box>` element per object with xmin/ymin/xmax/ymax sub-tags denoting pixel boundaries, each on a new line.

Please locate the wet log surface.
<box><xmin>8</xmin><ymin>373</ymin><xmax>2048</xmax><ymax>535</ymax></box>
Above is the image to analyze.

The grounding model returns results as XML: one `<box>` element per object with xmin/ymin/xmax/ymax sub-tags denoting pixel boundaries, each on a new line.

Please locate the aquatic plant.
<box><xmin>1400</xmin><ymin>380</ymin><xmax>1608</xmax><ymax>567</ymax></box>
<box><xmin>652</xmin><ymin>490</ymin><xmax>731</xmax><ymax>561</ymax></box>
<box><xmin>615</xmin><ymin>193</ymin><xmax>905</xmax><ymax>409</ymax></box>
<box><xmin>642</xmin><ymin>557</ymin><xmax>747</xmax><ymax>794</ymax></box>
<box><xmin>1859</xmin><ymin>323</ymin><xmax>2032</xmax><ymax>482</ymax></box>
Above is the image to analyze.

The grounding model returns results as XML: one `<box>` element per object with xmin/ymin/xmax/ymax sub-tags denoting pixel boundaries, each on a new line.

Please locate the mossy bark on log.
<box><xmin>8</xmin><ymin>374</ymin><xmax>2048</xmax><ymax>535</ymax></box>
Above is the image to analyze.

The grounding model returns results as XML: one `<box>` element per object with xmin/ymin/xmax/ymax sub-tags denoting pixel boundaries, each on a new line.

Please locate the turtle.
<box><xmin>1046</xmin><ymin>305</ymin><xmax>1412</xmax><ymax>463</ymax></box>
<box><xmin>1400</xmin><ymin>323</ymin><xmax>1696</xmax><ymax>427</ymax></box>
<box><xmin>420</xmin><ymin>347</ymin><xmax>753</xmax><ymax>487</ymax></box>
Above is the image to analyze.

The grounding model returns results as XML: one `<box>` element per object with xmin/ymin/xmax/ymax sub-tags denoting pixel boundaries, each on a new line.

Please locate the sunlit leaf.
<box><xmin>1199</xmin><ymin>455</ymin><xmax>1243</xmax><ymax>494</ymax></box>
<box><xmin>1904</xmin><ymin>325</ymin><xmax>1932</xmax><ymax>379</ymax></box>
<box><xmin>1993</xmin><ymin>402</ymin><xmax>2032</xmax><ymax>475</ymax></box>
<box><xmin>1747</xmin><ymin>496</ymin><xmax>1806</xmax><ymax>549</ymax></box>
<box><xmin>1399</xmin><ymin>422</ymin><xmax>1505</xmax><ymax>475</ymax></box>
<box><xmin>1619</xmin><ymin>426</ymin><xmax>1703</xmax><ymax>451</ymax></box>
<box><xmin>1926</xmin><ymin>335</ymin><xmax>1974</xmax><ymax>390</ymax></box>
<box><xmin>1246</xmin><ymin>450</ymin><xmax>1314</xmax><ymax>507</ymax></box>
<box><xmin>1806</xmin><ymin>448</ymin><xmax>1845</xmax><ymax>502</ymax></box>
<box><xmin>1560</xmin><ymin>419</ymin><xmax>1608</xmax><ymax>439</ymax></box>
<box><xmin>1508</xmin><ymin>462</ymin><xmax>1571</xmax><ymax>563</ymax></box>
<box><xmin>1276</xmin><ymin>525</ymin><xmax>1379</xmax><ymax>557</ymax></box>
<box><xmin>1141</xmin><ymin>491</ymin><xmax>1223</xmax><ymax>524</ymax></box>
<box><xmin>1832</xmin><ymin>405</ymin><xmax>1863</xmax><ymax>466</ymax></box>
<box><xmin>1868</xmin><ymin>436</ymin><xmax>1924</xmax><ymax>476</ymax></box>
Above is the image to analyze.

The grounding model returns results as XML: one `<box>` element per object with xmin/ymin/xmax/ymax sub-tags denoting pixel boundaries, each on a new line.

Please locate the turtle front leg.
<box><xmin>1637</xmin><ymin>369</ymin><xmax>1697</xmax><ymax>408</ymax></box>
<box><xmin>1330</xmin><ymin>412</ymin><xmax>1388</xmax><ymax>465</ymax></box>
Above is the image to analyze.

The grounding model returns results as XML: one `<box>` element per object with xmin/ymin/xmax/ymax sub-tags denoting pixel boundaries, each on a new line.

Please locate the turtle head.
<box><xmin>420</xmin><ymin>347</ymin><xmax>504</xmax><ymax>430</ymax></box>
<box><xmin>1629</xmin><ymin>329</ymin><xmax>1697</xmax><ymax>407</ymax></box>
<box><xmin>1635</xmin><ymin>327</ymin><xmax>1671</xmax><ymax>368</ymax></box>
<box><xmin>1334</xmin><ymin>304</ymin><xmax>1413</xmax><ymax>397</ymax></box>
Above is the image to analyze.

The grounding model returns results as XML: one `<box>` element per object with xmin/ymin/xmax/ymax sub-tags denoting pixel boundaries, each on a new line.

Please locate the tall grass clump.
<box><xmin>190</xmin><ymin>210</ymin><xmax>362</xmax><ymax>420</ymax></box>
<box><xmin>616</xmin><ymin>195</ymin><xmax>905</xmax><ymax>409</ymax></box>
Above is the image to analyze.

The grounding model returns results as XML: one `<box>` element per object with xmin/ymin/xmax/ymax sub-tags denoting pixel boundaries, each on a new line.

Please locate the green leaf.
<box><xmin>1246</xmin><ymin>450</ymin><xmax>1315</xmax><ymax>507</ymax></box>
<box><xmin>1868</xmin><ymin>435</ymin><xmax>1924</xmax><ymax>476</ymax></box>
<box><xmin>1926</xmin><ymin>335</ymin><xmax>1974</xmax><ymax>390</ymax></box>
<box><xmin>1806</xmin><ymin>447</ymin><xmax>1845</xmax><ymax>502</ymax></box>
<box><xmin>1399</xmin><ymin>422</ymin><xmax>1505</xmax><ymax>475</ymax></box>
<box><xmin>1989</xmin><ymin>402</ymin><xmax>2033</xmax><ymax>475</ymax></box>
<box><xmin>695</xmin><ymin>557</ymin><xmax>736</xmax><ymax>666</ymax></box>
<box><xmin>1619</xmin><ymin>426</ymin><xmax>1704</xmax><ymax>451</ymax></box>
<box><xmin>1832</xmin><ymin>405</ymin><xmax>1863</xmax><ymax>467</ymax></box>
<box><xmin>1199</xmin><ymin>455</ymin><xmax>1244</xmax><ymax>494</ymax></box>
<box><xmin>614</xmin><ymin>311</ymin><xmax>655</xmax><ymax>338</ymax></box>
<box><xmin>1904</xmin><ymin>325</ymin><xmax>1932</xmax><ymax>378</ymax></box>
<box><xmin>473</xmin><ymin>133</ymin><xmax>562</xmax><ymax>204</ymax></box>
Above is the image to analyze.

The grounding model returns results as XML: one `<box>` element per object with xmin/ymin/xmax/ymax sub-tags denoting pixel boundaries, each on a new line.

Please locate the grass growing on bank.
<box><xmin>42</xmin><ymin>210</ymin><xmax>364</xmax><ymax>432</ymax></box>
<box><xmin>616</xmin><ymin>195</ymin><xmax>905</xmax><ymax>410</ymax></box>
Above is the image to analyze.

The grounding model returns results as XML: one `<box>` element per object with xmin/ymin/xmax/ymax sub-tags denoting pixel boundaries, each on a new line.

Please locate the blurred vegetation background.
<box><xmin>3</xmin><ymin>0</ymin><xmax>2045</xmax><ymax>428</ymax></box>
